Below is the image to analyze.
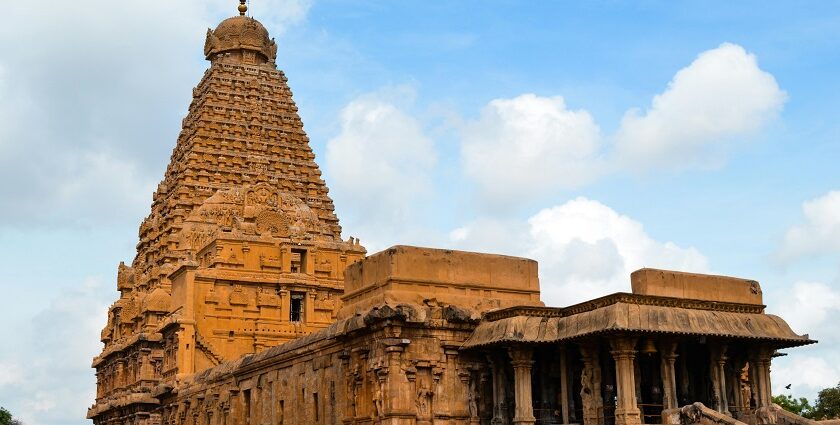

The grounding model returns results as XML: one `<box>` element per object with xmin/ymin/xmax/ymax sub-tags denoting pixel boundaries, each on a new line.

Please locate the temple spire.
<box><xmin>238</xmin><ymin>0</ymin><xmax>247</xmax><ymax>16</ymax></box>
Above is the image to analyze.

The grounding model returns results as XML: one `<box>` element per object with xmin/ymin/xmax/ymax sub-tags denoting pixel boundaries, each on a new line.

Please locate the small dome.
<box><xmin>142</xmin><ymin>287</ymin><xmax>171</xmax><ymax>314</ymax></box>
<box><xmin>204</xmin><ymin>16</ymin><xmax>277</xmax><ymax>64</ymax></box>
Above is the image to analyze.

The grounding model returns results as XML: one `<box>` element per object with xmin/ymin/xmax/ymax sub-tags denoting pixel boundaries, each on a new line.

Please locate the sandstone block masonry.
<box><xmin>89</xmin><ymin>5</ymin><xmax>815</xmax><ymax>425</ymax></box>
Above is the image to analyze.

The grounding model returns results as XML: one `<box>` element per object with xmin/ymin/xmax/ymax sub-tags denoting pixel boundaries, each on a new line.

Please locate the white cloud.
<box><xmin>767</xmin><ymin>280</ymin><xmax>840</xmax><ymax>357</ymax></box>
<box><xmin>0</xmin><ymin>278</ymin><xmax>113</xmax><ymax>425</ymax></box>
<box><xmin>460</xmin><ymin>94</ymin><xmax>603</xmax><ymax>204</ymax></box>
<box><xmin>774</xmin><ymin>281</ymin><xmax>840</xmax><ymax>335</ymax></box>
<box><xmin>772</xmin><ymin>355</ymin><xmax>840</xmax><ymax>401</ymax></box>
<box><xmin>450</xmin><ymin>197</ymin><xmax>709</xmax><ymax>306</ymax></box>
<box><xmin>778</xmin><ymin>191</ymin><xmax>840</xmax><ymax>261</ymax></box>
<box><xmin>458</xmin><ymin>44</ymin><xmax>784</xmax><ymax>205</ymax></box>
<box><xmin>614</xmin><ymin>43</ymin><xmax>786</xmax><ymax>171</ymax></box>
<box><xmin>325</xmin><ymin>87</ymin><xmax>439</xmax><ymax>251</ymax></box>
<box><xmin>767</xmin><ymin>278</ymin><xmax>840</xmax><ymax>400</ymax></box>
<box><xmin>243</xmin><ymin>0</ymin><xmax>314</xmax><ymax>33</ymax></box>
<box><xmin>0</xmin><ymin>0</ymin><xmax>312</xmax><ymax>228</ymax></box>
<box><xmin>0</xmin><ymin>362</ymin><xmax>24</xmax><ymax>387</ymax></box>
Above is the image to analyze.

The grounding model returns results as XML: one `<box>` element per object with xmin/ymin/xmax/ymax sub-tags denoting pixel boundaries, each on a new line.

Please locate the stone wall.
<box><xmin>161</xmin><ymin>301</ymin><xmax>483</xmax><ymax>425</ymax></box>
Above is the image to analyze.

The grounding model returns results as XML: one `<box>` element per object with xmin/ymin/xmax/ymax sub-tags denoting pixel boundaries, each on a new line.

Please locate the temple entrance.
<box><xmin>675</xmin><ymin>340</ymin><xmax>712</xmax><ymax>407</ymax></box>
<box><xmin>637</xmin><ymin>349</ymin><xmax>663</xmax><ymax>424</ymax></box>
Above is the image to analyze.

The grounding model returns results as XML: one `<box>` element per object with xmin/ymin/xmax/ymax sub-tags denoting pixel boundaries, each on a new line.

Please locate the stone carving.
<box><xmin>756</xmin><ymin>406</ymin><xmax>778</xmax><ymax>425</ymax></box>
<box><xmin>257</xmin><ymin>287</ymin><xmax>280</xmax><ymax>307</ymax></box>
<box><xmin>117</xmin><ymin>262</ymin><xmax>135</xmax><ymax>290</ymax></box>
<box><xmin>416</xmin><ymin>381</ymin><xmax>433</xmax><ymax>418</ymax></box>
<box><xmin>89</xmin><ymin>6</ymin><xmax>812</xmax><ymax>425</ymax></box>
<box><xmin>314</xmin><ymin>257</ymin><xmax>332</xmax><ymax>273</ymax></box>
<box><xmin>246</xmin><ymin>184</ymin><xmax>279</xmax><ymax>210</ymax></box>
<box><xmin>372</xmin><ymin>380</ymin><xmax>384</xmax><ymax>419</ymax></box>
<box><xmin>255</xmin><ymin>210</ymin><xmax>289</xmax><ymax>236</ymax></box>
<box><xmin>468</xmin><ymin>377</ymin><xmax>479</xmax><ymax>419</ymax></box>
<box><xmin>229</xmin><ymin>285</ymin><xmax>249</xmax><ymax>306</ymax></box>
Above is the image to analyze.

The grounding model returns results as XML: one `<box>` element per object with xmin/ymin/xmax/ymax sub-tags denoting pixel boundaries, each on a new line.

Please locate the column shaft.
<box><xmin>610</xmin><ymin>337</ymin><xmax>641</xmax><ymax>425</ymax></box>
<box><xmin>509</xmin><ymin>347</ymin><xmax>536</xmax><ymax>425</ymax></box>
<box><xmin>560</xmin><ymin>347</ymin><xmax>570</xmax><ymax>425</ymax></box>
<box><xmin>659</xmin><ymin>340</ymin><xmax>679</xmax><ymax>411</ymax></box>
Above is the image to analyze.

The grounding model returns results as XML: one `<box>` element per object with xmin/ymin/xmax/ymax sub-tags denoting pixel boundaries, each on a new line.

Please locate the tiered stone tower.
<box><xmin>89</xmin><ymin>4</ymin><xmax>366</xmax><ymax>423</ymax></box>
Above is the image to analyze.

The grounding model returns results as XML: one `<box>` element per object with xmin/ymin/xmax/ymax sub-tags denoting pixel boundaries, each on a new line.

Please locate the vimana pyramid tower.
<box><xmin>89</xmin><ymin>3</ymin><xmax>366</xmax><ymax>422</ymax></box>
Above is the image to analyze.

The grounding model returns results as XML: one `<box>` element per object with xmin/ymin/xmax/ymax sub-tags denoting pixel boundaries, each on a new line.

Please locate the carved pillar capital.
<box><xmin>609</xmin><ymin>336</ymin><xmax>638</xmax><ymax>354</ymax></box>
<box><xmin>508</xmin><ymin>346</ymin><xmax>534</xmax><ymax>365</ymax></box>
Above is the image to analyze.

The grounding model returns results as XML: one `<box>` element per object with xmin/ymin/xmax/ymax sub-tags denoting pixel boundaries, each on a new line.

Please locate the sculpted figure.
<box><xmin>268</xmin><ymin>39</ymin><xmax>277</xmax><ymax>63</ymax></box>
<box><xmin>350</xmin><ymin>380</ymin><xmax>359</xmax><ymax>417</ymax></box>
<box><xmin>581</xmin><ymin>367</ymin><xmax>597</xmax><ymax>419</ymax></box>
<box><xmin>468</xmin><ymin>382</ymin><xmax>479</xmax><ymax>419</ymax></box>
<box><xmin>203</xmin><ymin>29</ymin><xmax>219</xmax><ymax>58</ymax></box>
<box><xmin>416</xmin><ymin>381</ymin><xmax>433</xmax><ymax>417</ymax></box>
<box><xmin>372</xmin><ymin>381</ymin><xmax>384</xmax><ymax>419</ymax></box>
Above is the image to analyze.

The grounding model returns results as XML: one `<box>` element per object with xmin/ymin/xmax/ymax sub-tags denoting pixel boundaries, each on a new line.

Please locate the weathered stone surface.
<box><xmin>339</xmin><ymin>245</ymin><xmax>543</xmax><ymax>319</ymax></box>
<box><xmin>89</xmin><ymin>6</ymin><xmax>818</xmax><ymax>425</ymax></box>
<box><xmin>462</xmin><ymin>291</ymin><xmax>813</xmax><ymax>349</ymax></box>
<box><xmin>631</xmin><ymin>268</ymin><xmax>764</xmax><ymax>305</ymax></box>
<box><xmin>89</xmin><ymin>4</ymin><xmax>365</xmax><ymax>423</ymax></box>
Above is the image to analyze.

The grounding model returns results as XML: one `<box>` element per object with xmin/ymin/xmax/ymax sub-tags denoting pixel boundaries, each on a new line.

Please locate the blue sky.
<box><xmin>0</xmin><ymin>1</ymin><xmax>839</xmax><ymax>424</ymax></box>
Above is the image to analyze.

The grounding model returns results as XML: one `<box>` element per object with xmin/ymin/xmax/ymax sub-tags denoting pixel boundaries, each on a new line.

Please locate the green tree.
<box><xmin>813</xmin><ymin>383</ymin><xmax>840</xmax><ymax>420</ymax></box>
<box><xmin>0</xmin><ymin>408</ymin><xmax>10</xmax><ymax>425</ymax></box>
<box><xmin>773</xmin><ymin>394</ymin><xmax>814</xmax><ymax>418</ymax></box>
<box><xmin>0</xmin><ymin>407</ymin><xmax>22</xmax><ymax>425</ymax></box>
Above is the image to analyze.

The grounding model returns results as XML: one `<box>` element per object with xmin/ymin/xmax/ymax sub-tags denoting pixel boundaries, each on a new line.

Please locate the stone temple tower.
<box><xmin>89</xmin><ymin>4</ymin><xmax>366</xmax><ymax>423</ymax></box>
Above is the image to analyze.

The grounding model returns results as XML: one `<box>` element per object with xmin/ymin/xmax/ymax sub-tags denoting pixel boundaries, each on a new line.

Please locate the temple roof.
<box><xmin>462</xmin><ymin>292</ymin><xmax>815</xmax><ymax>349</ymax></box>
<box><xmin>204</xmin><ymin>15</ymin><xmax>277</xmax><ymax>63</ymax></box>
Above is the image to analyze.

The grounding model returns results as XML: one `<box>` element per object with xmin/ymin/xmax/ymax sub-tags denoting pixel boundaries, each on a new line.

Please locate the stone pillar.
<box><xmin>750</xmin><ymin>346</ymin><xmax>774</xmax><ymax>409</ymax></box>
<box><xmin>509</xmin><ymin>346</ymin><xmax>536</xmax><ymax>425</ymax></box>
<box><xmin>305</xmin><ymin>290</ymin><xmax>316</xmax><ymax>324</ymax></box>
<box><xmin>752</xmin><ymin>347</ymin><xmax>777</xmax><ymax>425</ymax></box>
<box><xmin>278</xmin><ymin>289</ymin><xmax>289</xmax><ymax>321</ymax></box>
<box><xmin>382</xmin><ymin>338</ymin><xmax>413</xmax><ymax>424</ymax></box>
<box><xmin>610</xmin><ymin>337</ymin><xmax>641</xmax><ymax>425</ymax></box>
<box><xmin>116</xmin><ymin>359</ymin><xmax>126</xmax><ymax>390</ymax></box>
<box><xmin>338</xmin><ymin>350</ymin><xmax>352</xmax><ymax>424</ymax></box>
<box><xmin>559</xmin><ymin>346</ymin><xmax>570</xmax><ymax>425</ymax></box>
<box><xmin>758</xmin><ymin>347</ymin><xmax>773</xmax><ymax>408</ymax></box>
<box><xmin>728</xmin><ymin>358</ymin><xmax>745</xmax><ymax>416</ymax></box>
<box><xmin>579</xmin><ymin>342</ymin><xmax>604</xmax><ymax>425</ymax></box>
<box><xmin>710</xmin><ymin>343</ymin><xmax>729</xmax><ymax>414</ymax></box>
<box><xmin>659</xmin><ymin>340</ymin><xmax>679</xmax><ymax>411</ymax></box>
<box><xmin>488</xmin><ymin>352</ymin><xmax>508</xmax><ymax>425</ymax></box>
<box><xmin>749</xmin><ymin>359</ymin><xmax>760</xmax><ymax>408</ymax></box>
<box><xmin>461</xmin><ymin>369</ymin><xmax>480</xmax><ymax>425</ymax></box>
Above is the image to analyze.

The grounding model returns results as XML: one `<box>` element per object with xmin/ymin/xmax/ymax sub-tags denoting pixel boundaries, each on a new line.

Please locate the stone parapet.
<box><xmin>631</xmin><ymin>268</ymin><xmax>764</xmax><ymax>306</ymax></box>
<box><xmin>339</xmin><ymin>245</ymin><xmax>543</xmax><ymax>319</ymax></box>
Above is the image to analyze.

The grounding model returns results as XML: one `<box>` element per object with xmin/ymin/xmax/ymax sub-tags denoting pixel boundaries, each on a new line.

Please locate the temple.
<box><xmin>89</xmin><ymin>5</ymin><xmax>817</xmax><ymax>425</ymax></box>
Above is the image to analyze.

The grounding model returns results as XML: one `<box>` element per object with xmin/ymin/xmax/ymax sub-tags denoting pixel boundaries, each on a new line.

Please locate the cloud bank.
<box><xmin>325</xmin><ymin>87</ymin><xmax>439</xmax><ymax>251</ymax></box>
<box><xmin>450</xmin><ymin>197</ymin><xmax>709</xmax><ymax>306</ymax></box>
<box><xmin>614</xmin><ymin>43</ymin><xmax>786</xmax><ymax>171</ymax></box>
<box><xmin>458</xmin><ymin>43</ymin><xmax>786</xmax><ymax>205</ymax></box>
<box><xmin>0</xmin><ymin>0</ymin><xmax>312</xmax><ymax>228</ymax></box>
<box><xmin>461</xmin><ymin>94</ymin><xmax>603</xmax><ymax>203</ymax></box>
<box><xmin>778</xmin><ymin>190</ymin><xmax>840</xmax><ymax>262</ymax></box>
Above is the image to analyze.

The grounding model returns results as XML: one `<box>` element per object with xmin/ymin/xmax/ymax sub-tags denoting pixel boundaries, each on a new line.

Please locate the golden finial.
<box><xmin>238</xmin><ymin>0</ymin><xmax>247</xmax><ymax>16</ymax></box>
